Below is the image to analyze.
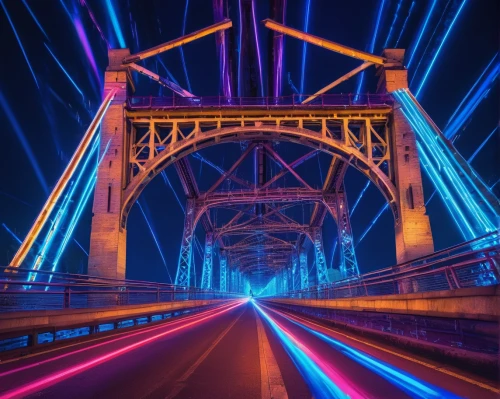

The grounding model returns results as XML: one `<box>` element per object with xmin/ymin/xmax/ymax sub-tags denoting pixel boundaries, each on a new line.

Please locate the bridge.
<box><xmin>0</xmin><ymin>1</ymin><xmax>499</xmax><ymax>398</ymax></box>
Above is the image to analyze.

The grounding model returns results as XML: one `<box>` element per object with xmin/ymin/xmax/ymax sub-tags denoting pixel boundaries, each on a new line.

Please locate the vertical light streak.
<box><xmin>329</xmin><ymin>239</ymin><xmax>337</xmax><ymax>270</ymax></box>
<box><xmin>407</xmin><ymin>0</ymin><xmax>437</xmax><ymax>69</ymax></box>
<box><xmin>0</xmin><ymin>0</ymin><xmax>39</xmax><ymax>89</ymax></box>
<box><xmin>394</xmin><ymin>1</ymin><xmax>415</xmax><ymax>47</ymax></box>
<box><xmin>299</xmin><ymin>0</ymin><xmax>311</xmax><ymax>95</ymax></box>
<box><xmin>104</xmin><ymin>0</ymin><xmax>126</xmax><ymax>48</ymax></box>
<box><xmin>21</xmin><ymin>0</ymin><xmax>49</xmax><ymax>39</ymax></box>
<box><xmin>414</xmin><ymin>0</ymin><xmax>468</xmax><ymax>98</ymax></box>
<box><xmin>237</xmin><ymin>0</ymin><xmax>243</xmax><ymax>97</ymax></box>
<box><xmin>251</xmin><ymin>0</ymin><xmax>264</xmax><ymax>96</ymax></box>
<box><xmin>383</xmin><ymin>0</ymin><xmax>403</xmax><ymax>48</ymax></box>
<box><xmin>44</xmin><ymin>43</ymin><xmax>84</xmax><ymax>97</ymax></box>
<box><xmin>0</xmin><ymin>92</ymin><xmax>48</xmax><ymax>195</ymax></box>
<box><xmin>73</xmin><ymin>17</ymin><xmax>101</xmax><ymax>86</ymax></box>
<box><xmin>179</xmin><ymin>0</ymin><xmax>192</xmax><ymax>93</ymax></box>
<box><xmin>356</xmin><ymin>0</ymin><xmax>385</xmax><ymax>95</ymax></box>
<box><xmin>2</xmin><ymin>224</ymin><xmax>22</xmax><ymax>245</ymax></box>
<box><xmin>137</xmin><ymin>200</ymin><xmax>173</xmax><ymax>283</ymax></box>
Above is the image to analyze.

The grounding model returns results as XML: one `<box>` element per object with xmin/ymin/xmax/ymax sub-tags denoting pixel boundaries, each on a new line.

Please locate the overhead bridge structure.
<box><xmin>1</xmin><ymin>1</ymin><xmax>499</xmax><ymax>397</ymax></box>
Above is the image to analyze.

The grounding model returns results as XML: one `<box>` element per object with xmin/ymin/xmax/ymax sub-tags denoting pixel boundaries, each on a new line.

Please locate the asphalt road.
<box><xmin>0</xmin><ymin>300</ymin><xmax>496</xmax><ymax>398</ymax></box>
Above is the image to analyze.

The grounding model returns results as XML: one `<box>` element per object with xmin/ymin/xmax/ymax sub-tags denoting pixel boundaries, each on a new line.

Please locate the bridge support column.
<box><xmin>299</xmin><ymin>251</ymin><xmax>308</xmax><ymax>289</ymax></box>
<box><xmin>201</xmin><ymin>233</ymin><xmax>214</xmax><ymax>290</ymax></box>
<box><xmin>88</xmin><ymin>49</ymin><xmax>130</xmax><ymax>279</ymax></box>
<box><xmin>312</xmin><ymin>228</ymin><xmax>328</xmax><ymax>284</ymax></box>
<box><xmin>336</xmin><ymin>190</ymin><xmax>360</xmax><ymax>279</ymax></box>
<box><xmin>379</xmin><ymin>49</ymin><xmax>434</xmax><ymax>264</ymax></box>
<box><xmin>219</xmin><ymin>251</ymin><xmax>227</xmax><ymax>292</ymax></box>
<box><xmin>291</xmin><ymin>252</ymin><xmax>299</xmax><ymax>290</ymax></box>
<box><xmin>175</xmin><ymin>199</ymin><xmax>196</xmax><ymax>286</ymax></box>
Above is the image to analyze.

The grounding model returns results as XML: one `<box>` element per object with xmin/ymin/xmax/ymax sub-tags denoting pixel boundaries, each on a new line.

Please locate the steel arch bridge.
<box><xmin>9</xmin><ymin>2</ymin><xmax>499</xmax><ymax>296</ymax></box>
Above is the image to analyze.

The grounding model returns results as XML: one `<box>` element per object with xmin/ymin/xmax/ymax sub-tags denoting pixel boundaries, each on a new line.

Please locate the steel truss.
<box><xmin>175</xmin><ymin>199</ymin><xmax>195</xmax><ymax>286</ymax></box>
<box><xmin>201</xmin><ymin>233</ymin><xmax>214</xmax><ymax>289</ymax></box>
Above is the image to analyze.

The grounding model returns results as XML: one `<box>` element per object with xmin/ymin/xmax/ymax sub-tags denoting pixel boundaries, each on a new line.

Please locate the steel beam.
<box><xmin>219</xmin><ymin>250</ymin><xmax>228</xmax><ymax>291</ymax></box>
<box><xmin>299</xmin><ymin>250</ymin><xmax>308</xmax><ymax>289</ymax></box>
<box><xmin>123</xmin><ymin>19</ymin><xmax>233</xmax><ymax>64</ymax></box>
<box><xmin>175</xmin><ymin>199</ymin><xmax>196</xmax><ymax>286</ymax></box>
<box><xmin>201</xmin><ymin>233</ymin><xmax>214</xmax><ymax>289</ymax></box>
<box><xmin>262</xmin><ymin>19</ymin><xmax>386</xmax><ymax>65</ymax></box>
<box><xmin>311</xmin><ymin>227</ymin><xmax>328</xmax><ymax>285</ymax></box>
<box><xmin>335</xmin><ymin>189</ymin><xmax>360</xmax><ymax>279</ymax></box>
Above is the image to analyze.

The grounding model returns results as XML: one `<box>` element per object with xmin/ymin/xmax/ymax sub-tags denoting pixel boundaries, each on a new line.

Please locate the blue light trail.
<box><xmin>356</xmin><ymin>203</ymin><xmax>389</xmax><ymax>246</ymax></box>
<box><xmin>137</xmin><ymin>200</ymin><xmax>172</xmax><ymax>283</ymax></box>
<box><xmin>179</xmin><ymin>0</ymin><xmax>192</xmax><ymax>93</ymax></box>
<box><xmin>21</xmin><ymin>0</ymin><xmax>49</xmax><ymax>39</ymax></box>
<box><xmin>44</xmin><ymin>43</ymin><xmax>84</xmax><ymax>97</ymax></box>
<box><xmin>394</xmin><ymin>89</ymin><xmax>497</xmax><ymax>240</ymax></box>
<box><xmin>0</xmin><ymin>92</ymin><xmax>48</xmax><ymax>195</ymax></box>
<box><xmin>0</xmin><ymin>0</ymin><xmax>39</xmax><ymax>89</ymax></box>
<box><xmin>350</xmin><ymin>180</ymin><xmax>371</xmax><ymax>216</ymax></box>
<box><xmin>444</xmin><ymin>55</ymin><xmax>499</xmax><ymax>139</ymax></box>
<box><xmin>104</xmin><ymin>0</ymin><xmax>126</xmax><ymax>48</ymax></box>
<box><xmin>407</xmin><ymin>1</ymin><xmax>436</xmax><ymax>69</ymax></box>
<box><xmin>254</xmin><ymin>303</ymin><xmax>351</xmax><ymax>398</ymax></box>
<box><xmin>251</xmin><ymin>0</ymin><xmax>264</xmax><ymax>97</ymax></box>
<box><xmin>356</xmin><ymin>0</ymin><xmax>385</xmax><ymax>95</ymax></box>
<box><xmin>383</xmin><ymin>0</ymin><xmax>403</xmax><ymax>49</ymax></box>
<box><xmin>395</xmin><ymin>1</ymin><xmax>415</xmax><ymax>47</ymax></box>
<box><xmin>276</xmin><ymin>308</ymin><xmax>462</xmax><ymax>399</ymax></box>
<box><xmin>468</xmin><ymin>127</ymin><xmax>498</xmax><ymax>163</ymax></box>
<box><xmin>2</xmin><ymin>224</ymin><xmax>22</xmax><ymax>245</ymax></box>
<box><xmin>299</xmin><ymin>0</ymin><xmax>311</xmax><ymax>95</ymax></box>
<box><xmin>414</xmin><ymin>0</ymin><xmax>468</xmax><ymax>98</ymax></box>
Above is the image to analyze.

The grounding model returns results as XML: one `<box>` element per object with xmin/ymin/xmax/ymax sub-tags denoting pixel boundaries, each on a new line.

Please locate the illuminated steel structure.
<box><xmin>11</xmin><ymin>4</ymin><xmax>498</xmax><ymax>296</ymax></box>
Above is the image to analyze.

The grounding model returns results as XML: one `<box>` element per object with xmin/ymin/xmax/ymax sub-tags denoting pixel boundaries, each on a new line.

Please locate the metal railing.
<box><xmin>274</xmin><ymin>232</ymin><xmax>500</xmax><ymax>300</ymax></box>
<box><xmin>127</xmin><ymin>93</ymin><xmax>393</xmax><ymax>110</ymax></box>
<box><xmin>0</xmin><ymin>268</ymin><xmax>243</xmax><ymax>313</ymax></box>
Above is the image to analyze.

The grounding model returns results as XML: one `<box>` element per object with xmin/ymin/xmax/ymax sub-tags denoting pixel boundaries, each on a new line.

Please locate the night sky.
<box><xmin>0</xmin><ymin>0</ymin><xmax>498</xmax><ymax>287</ymax></box>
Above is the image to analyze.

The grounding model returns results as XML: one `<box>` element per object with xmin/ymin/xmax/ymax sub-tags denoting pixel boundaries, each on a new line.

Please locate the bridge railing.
<box><xmin>276</xmin><ymin>232</ymin><xmax>500</xmax><ymax>300</ymax></box>
<box><xmin>127</xmin><ymin>93</ymin><xmax>393</xmax><ymax>110</ymax></box>
<box><xmin>0</xmin><ymin>268</ymin><xmax>242</xmax><ymax>312</ymax></box>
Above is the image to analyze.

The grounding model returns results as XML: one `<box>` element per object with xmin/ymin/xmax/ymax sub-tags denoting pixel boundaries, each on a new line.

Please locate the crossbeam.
<box><xmin>262</xmin><ymin>19</ymin><xmax>386</xmax><ymax>65</ymax></box>
<box><xmin>123</xmin><ymin>19</ymin><xmax>233</xmax><ymax>64</ymax></box>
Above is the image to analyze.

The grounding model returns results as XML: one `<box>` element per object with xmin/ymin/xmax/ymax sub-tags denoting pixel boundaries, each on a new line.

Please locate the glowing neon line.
<box><xmin>300</xmin><ymin>0</ymin><xmax>311</xmax><ymax>95</ymax></box>
<box><xmin>407</xmin><ymin>0</ymin><xmax>437</xmax><ymax>68</ymax></box>
<box><xmin>265</xmin><ymin>306</ymin><xmax>461</xmax><ymax>399</ymax></box>
<box><xmin>0</xmin><ymin>92</ymin><xmax>48</xmax><ymax>195</ymax></box>
<box><xmin>104</xmin><ymin>0</ymin><xmax>126</xmax><ymax>48</ymax></box>
<box><xmin>21</xmin><ymin>0</ymin><xmax>48</xmax><ymax>39</ymax></box>
<box><xmin>179</xmin><ymin>0</ymin><xmax>192</xmax><ymax>93</ymax></box>
<box><xmin>2</xmin><ymin>224</ymin><xmax>22</xmax><ymax>245</ymax></box>
<box><xmin>44</xmin><ymin>43</ymin><xmax>84</xmax><ymax>97</ymax></box>
<box><xmin>251</xmin><ymin>0</ymin><xmax>264</xmax><ymax>96</ymax></box>
<box><xmin>414</xmin><ymin>0</ymin><xmax>468</xmax><ymax>98</ymax></box>
<box><xmin>79</xmin><ymin>0</ymin><xmax>110</xmax><ymax>48</ymax></box>
<box><xmin>350</xmin><ymin>180</ymin><xmax>371</xmax><ymax>216</ymax></box>
<box><xmin>468</xmin><ymin>127</ymin><xmax>498</xmax><ymax>163</ymax></box>
<box><xmin>356</xmin><ymin>0</ymin><xmax>385</xmax><ymax>95</ymax></box>
<box><xmin>0</xmin><ymin>0</ymin><xmax>39</xmax><ymax>89</ymax></box>
<box><xmin>237</xmin><ymin>0</ymin><xmax>243</xmax><ymax>96</ymax></box>
<box><xmin>356</xmin><ymin>203</ymin><xmax>389</xmax><ymax>246</ymax></box>
<box><xmin>383</xmin><ymin>0</ymin><xmax>403</xmax><ymax>48</ymax></box>
<box><xmin>0</xmin><ymin>301</ymin><xmax>245</xmax><ymax>399</ymax></box>
<box><xmin>395</xmin><ymin>1</ymin><xmax>415</xmax><ymax>47</ymax></box>
<box><xmin>329</xmin><ymin>240</ymin><xmax>338</xmax><ymax>270</ymax></box>
<box><xmin>137</xmin><ymin>200</ymin><xmax>173</xmax><ymax>283</ymax></box>
<box><xmin>73</xmin><ymin>16</ymin><xmax>101</xmax><ymax>86</ymax></box>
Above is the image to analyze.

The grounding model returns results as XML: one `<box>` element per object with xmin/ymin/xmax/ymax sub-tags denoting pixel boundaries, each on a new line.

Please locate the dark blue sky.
<box><xmin>0</xmin><ymin>0</ymin><xmax>498</xmax><ymax>285</ymax></box>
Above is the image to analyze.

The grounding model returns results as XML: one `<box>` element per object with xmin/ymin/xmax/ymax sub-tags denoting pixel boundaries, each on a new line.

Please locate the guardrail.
<box><xmin>0</xmin><ymin>268</ymin><xmax>242</xmax><ymax>312</ymax></box>
<box><xmin>127</xmin><ymin>93</ymin><xmax>393</xmax><ymax>109</ymax></box>
<box><xmin>274</xmin><ymin>232</ymin><xmax>500</xmax><ymax>300</ymax></box>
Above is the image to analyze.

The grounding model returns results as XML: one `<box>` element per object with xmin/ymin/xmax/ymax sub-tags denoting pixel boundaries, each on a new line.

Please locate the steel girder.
<box><xmin>219</xmin><ymin>251</ymin><xmax>228</xmax><ymax>291</ymax></box>
<box><xmin>335</xmin><ymin>190</ymin><xmax>360</xmax><ymax>279</ymax></box>
<box><xmin>201</xmin><ymin>233</ymin><xmax>214</xmax><ymax>289</ymax></box>
<box><xmin>291</xmin><ymin>252</ymin><xmax>300</xmax><ymax>290</ymax></box>
<box><xmin>299</xmin><ymin>251</ymin><xmax>308</xmax><ymax>289</ymax></box>
<box><xmin>311</xmin><ymin>227</ymin><xmax>328</xmax><ymax>285</ymax></box>
<box><xmin>175</xmin><ymin>199</ymin><xmax>195</xmax><ymax>286</ymax></box>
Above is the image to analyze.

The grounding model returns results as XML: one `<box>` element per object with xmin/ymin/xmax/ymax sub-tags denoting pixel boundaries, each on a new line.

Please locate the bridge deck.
<box><xmin>0</xmin><ymin>301</ymin><xmax>496</xmax><ymax>398</ymax></box>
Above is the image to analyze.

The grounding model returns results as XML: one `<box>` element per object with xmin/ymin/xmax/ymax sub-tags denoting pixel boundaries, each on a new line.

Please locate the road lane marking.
<box><xmin>164</xmin><ymin>306</ymin><xmax>245</xmax><ymax>399</ymax></box>
<box><xmin>262</xmin><ymin>304</ymin><xmax>500</xmax><ymax>394</ymax></box>
<box><xmin>255</xmin><ymin>308</ymin><xmax>288</xmax><ymax>399</ymax></box>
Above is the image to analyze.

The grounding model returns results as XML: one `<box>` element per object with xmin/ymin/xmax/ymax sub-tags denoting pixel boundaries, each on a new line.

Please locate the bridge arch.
<box><xmin>120</xmin><ymin>125</ymin><xmax>399</xmax><ymax>227</ymax></box>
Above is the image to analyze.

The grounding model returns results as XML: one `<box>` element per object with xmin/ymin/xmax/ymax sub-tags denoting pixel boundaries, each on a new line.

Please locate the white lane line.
<box><xmin>255</xmin><ymin>308</ymin><xmax>288</xmax><ymax>399</ymax></box>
